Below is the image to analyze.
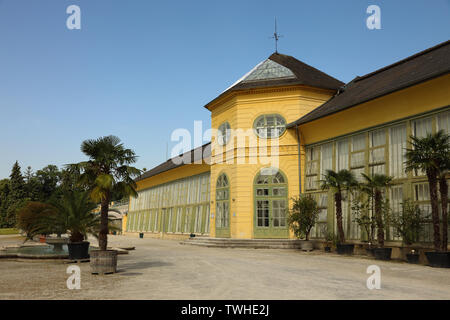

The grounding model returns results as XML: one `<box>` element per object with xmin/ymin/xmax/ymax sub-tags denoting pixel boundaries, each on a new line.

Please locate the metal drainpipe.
<box><xmin>296</xmin><ymin>124</ymin><xmax>302</xmax><ymax>195</ymax></box>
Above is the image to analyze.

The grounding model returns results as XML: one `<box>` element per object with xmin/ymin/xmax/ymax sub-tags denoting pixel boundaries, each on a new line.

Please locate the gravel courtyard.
<box><xmin>0</xmin><ymin>235</ymin><xmax>449</xmax><ymax>300</ymax></box>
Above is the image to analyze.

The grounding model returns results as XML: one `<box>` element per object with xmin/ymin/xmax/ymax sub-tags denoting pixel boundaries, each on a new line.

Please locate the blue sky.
<box><xmin>0</xmin><ymin>0</ymin><xmax>449</xmax><ymax>179</ymax></box>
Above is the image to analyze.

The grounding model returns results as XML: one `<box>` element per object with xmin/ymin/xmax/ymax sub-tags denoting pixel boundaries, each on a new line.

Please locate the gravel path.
<box><xmin>0</xmin><ymin>235</ymin><xmax>449</xmax><ymax>299</ymax></box>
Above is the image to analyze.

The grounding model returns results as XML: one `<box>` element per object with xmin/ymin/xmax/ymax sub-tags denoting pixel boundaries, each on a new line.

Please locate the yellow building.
<box><xmin>125</xmin><ymin>40</ymin><xmax>450</xmax><ymax>246</ymax></box>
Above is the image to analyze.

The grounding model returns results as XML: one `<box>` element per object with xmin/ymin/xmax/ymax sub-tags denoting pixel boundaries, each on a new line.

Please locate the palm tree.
<box><xmin>436</xmin><ymin>132</ymin><xmax>450</xmax><ymax>252</ymax></box>
<box><xmin>405</xmin><ymin>130</ymin><xmax>450</xmax><ymax>252</ymax></box>
<box><xmin>321</xmin><ymin>169</ymin><xmax>358</xmax><ymax>244</ymax></box>
<box><xmin>68</xmin><ymin>135</ymin><xmax>140</xmax><ymax>250</ymax></box>
<box><xmin>438</xmin><ymin>170</ymin><xmax>449</xmax><ymax>252</ymax></box>
<box><xmin>360</xmin><ymin>173</ymin><xmax>393</xmax><ymax>248</ymax></box>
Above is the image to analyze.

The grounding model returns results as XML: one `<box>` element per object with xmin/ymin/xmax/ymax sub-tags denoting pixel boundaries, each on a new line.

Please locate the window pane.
<box><xmin>218</xmin><ymin>122</ymin><xmax>231</xmax><ymax>145</ymax></box>
<box><xmin>413</xmin><ymin>117</ymin><xmax>432</xmax><ymax>138</ymax></box>
<box><xmin>320</xmin><ymin>143</ymin><xmax>333</xmax><ymax>178</ymax></box>
<box><xmin>370</xmin><ymin>129</ymin><xmax>386</xmax><ymax>147</ymax></box>
<box><xmin>351</xmin><ymin>134</ymin><xmax>366</xmax><ymax>151</ymax></box>
<box><xmin>272</xmin><ymin>187</ymin><xmax>286</xmax><ymax>196</ymax></box>
<box><xmin>351</xmin><ymin>167</ymin><xmax>365</xmax><ymax>182</ymax></box>
<box><xmin>370</xmin><ymin>164</ymin><xmax>385</xmax><ymax>175</ymax></box>
<box><xmin>254</xmin><ymin>115</ymin><xmax>286</xmax><ymax>138</ymax></box>
<box><xmin>437</xmin><ymin>111</ymin><xmax>450</xmax><ymax>134</ymax></box>
<box><xmin>337</xmin><ymin>139</ymin><xmax>349</xmax><ymax>170</ymax></box>
<box><xmin>351</xmin><ymin>152</ymin><xmax>365</xmax><ymax>168</ymax></box>
<box><xmin>370</xmin><ymin>148</ymin><xmax>385</xmax><ymax>164</ymax></box>
<box><xmin>257</xmin><ymin>200</ymin><xmax>269</xmax><ymax>227</ymax></box>
<box><xmin>306</xmin><ymin>176</ymin><xmax>317</xmax><ymax>190</ymax></box>
<box><xmin>389</xmin><ymin>124</ymin><xmax>407</xmax><ymax>178</ymax></box>
<box><xmin>273</xmin><ymin>172</ymin><xmax>285</xmax><ymax>184</ymax></box>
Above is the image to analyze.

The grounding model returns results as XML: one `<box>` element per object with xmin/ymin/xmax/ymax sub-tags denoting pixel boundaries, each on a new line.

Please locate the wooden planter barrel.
<box><xmin>90</xmin><ymin>250</ymin><xmax>118</xmax><ymax>274</ymax></box>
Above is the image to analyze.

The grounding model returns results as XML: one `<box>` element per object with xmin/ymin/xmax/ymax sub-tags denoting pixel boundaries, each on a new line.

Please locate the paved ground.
<box><xmin>0</xmin><ymin>234</ymin><xmax>449</xmax><ymax>299</ymax></box>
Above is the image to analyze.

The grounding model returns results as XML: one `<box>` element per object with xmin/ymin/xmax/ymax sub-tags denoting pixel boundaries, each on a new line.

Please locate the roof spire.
<box><xmin>271</xmin><ymin>17</ymin><xmax>283</xmax><ymax>53</ymax></box>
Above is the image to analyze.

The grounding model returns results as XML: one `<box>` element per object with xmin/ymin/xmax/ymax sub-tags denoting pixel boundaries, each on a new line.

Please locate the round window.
<box><xmin>253</xmin><ymin>114</ymin><xmax>286</xmax><ymax>138</ymax></box>
<box><xmin>217</xmin><ymin>122</ymin><xmax>231</xmax><ymax>145</ymax></box>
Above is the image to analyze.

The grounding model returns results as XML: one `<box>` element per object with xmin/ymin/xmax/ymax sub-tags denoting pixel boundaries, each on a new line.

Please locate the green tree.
<box><xmin>360</xmin><ymin>173</ymin><xmax>393</xmax><ymax>248</ymax></box>
<box><xmin>34</xmin><ymin>165</ymin><xmax>61</xmax><ymax>201</ymax></box>
<box><xmin>16</xmin><ymin>202</ymin><xmax>58</xmax><ymax>242</ymax></box>
<box><xmin>24</xmin><ymin>166</ymin><xmax>41</xmax><ymax>201</ymax></box>
<box><xmin>9</xmin><ymin>161</ymin><xmax>26</xmax><ymax>202</ymax></box>
<box><xmin>287</xmin><ymin>195</ymin><xmax>320</xmax><ymax>241</ymax></box>
<box><xmin>0</xmin><ymin>179</ymin><xmax>10</xmax><ymax>227</ymax></box>
<box><xmin>321</xmin><ymin>169</ymin><xmax>358</xmax><ymax>244</ymax></box>
<box><xmin>405</xmin><ymin>130</ymin><xmax>450</xmax><ymax>252</ymax></box>
<box><xmin>3</xmin><ymin>161</ymin><xmax>27</xmax><ymax>227</ymax></box>
<box><xmin>68</xmin><ymin>135</ymin><xmax>140</xmax><ymax>250</ymax></box>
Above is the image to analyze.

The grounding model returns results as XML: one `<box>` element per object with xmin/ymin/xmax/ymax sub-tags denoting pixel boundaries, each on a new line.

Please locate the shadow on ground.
<box><xmin>118</xmin><ymin>260</ymin><xmax>173</xmax><ymax>271</ymax></box>
<box><xmin>116</xmin><ymin>272</ymin><xmax>144</xmax><ymax>276</ymax></box>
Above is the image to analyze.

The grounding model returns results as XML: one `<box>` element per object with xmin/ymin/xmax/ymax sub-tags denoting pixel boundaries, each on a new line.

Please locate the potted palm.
<box><xmin>287</xmin><ymin>195</ymin><xmax>319</xmax><ymax>252</ymax></box>
<box><xmin>390</xmin><ymin>199</ymin><xmax>428</xmax><ymax>263</ymax></box>
<box><xmin>360</xmin><ymin>173</ymin><xmax>393</xmax><ymax>260</ymax></box>
<box><xmin>45</xmin><ymin>191</ymin><xmax>99</xmax><ymax>260</ymax></box>
<box><xmin>321</xmin><ymin>169</ymin><xmax>358</xmax><ymax>255</ymax></box>
<box><xmin>405</xmin><ymin>130</ymin><xmax>450</xmax><ymax>268</ymax></box>
<box><xmin>68</xmin><ymin>135</ymin><xmax>140</xmax><ymax>274</ymax></box>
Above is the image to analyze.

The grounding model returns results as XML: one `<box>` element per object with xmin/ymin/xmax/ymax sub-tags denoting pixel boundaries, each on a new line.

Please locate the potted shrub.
<box><xmin>351</xmin><ymin>193</ymin><xmax>376</xmax><ymax>257</ymax></box>
<box><xmin>287</xmin><ymin>194</ymin><xmax>319</xmax><ymax>252</ymax></box>
<box><xmin>361</xmin><ymin>173</ymin><xmax>393</xmax><ymax>260</ymax></box>
<box><xmin>45</xmin><ymin>191</ymin><xmax>99</xmax><ymax>260</ymax></box>
<box><xmin>390</xmin><ymin>199</ymin><xmax>428</xmax><ymax>263</ymax></box>
<box><xmin>69</xmin><ymin>135</ymin><xmax>140</xmax><ymax>274</ymax></box>
<box><xmin>405</xmin><ymin>130</ymin><xmax>450</xmax><ymax>268</ymax></box>
<box><xmin>321</xmin><ymin>169</ymin><xmax>358</xmax><ymax>255</ymax></box>
<box><xmin>321</xmin><ymin>225</ymin><xmax>335</xmax><ymax>252</ymax></box>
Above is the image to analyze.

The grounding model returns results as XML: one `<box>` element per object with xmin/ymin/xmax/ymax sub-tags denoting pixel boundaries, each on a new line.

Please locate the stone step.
<box><xmin>180</xmin><ymin>238</ymin><xmax>306</xmax><ymax>249</ymax></box>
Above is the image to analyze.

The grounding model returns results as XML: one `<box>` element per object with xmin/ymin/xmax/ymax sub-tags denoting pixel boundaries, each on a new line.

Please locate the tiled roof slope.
<box><xmin>287</xmin><ymin>40</ymin><xmax>450</xmax><ymax>127</ymax></box>
<box><xmin>136</xmin><ymin>143</ymin><xmax>211</xmax><ymax>182</ymax></box>
<box><xmin>205</xmin><ymin>52</ymin><xmax>344</xmax><ymax>110</ymax></box>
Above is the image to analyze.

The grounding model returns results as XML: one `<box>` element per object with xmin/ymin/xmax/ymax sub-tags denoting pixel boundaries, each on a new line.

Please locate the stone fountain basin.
<box><xmin>45</xmin><ymin>237</ymin><xmax>69</xmax><ymax>244</ymax></box>
<box><xmin>0</xmin><ymin>243</ymin><xmax>69</xmax><ymax>259</ymax></box>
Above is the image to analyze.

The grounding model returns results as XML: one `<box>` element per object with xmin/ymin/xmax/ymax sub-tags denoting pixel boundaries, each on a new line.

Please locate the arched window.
<box><xmin>216</xmin><ymin>174</ymin><xmax>229</xmax><ymax>228</ymax></box>
<box><xmin>253</xmin><ymin>114</ymin><xmax>286</xmax><ymax>138</ymax></box>
<box><xmin>254</xmin><ymin>168</ymin><xmax>288</xmax><ymax>231</ymax></box>
<box><xmin>217</xmin><ymin>122</ymin><xmax>231</xmax><ymax>145</ymax></box>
